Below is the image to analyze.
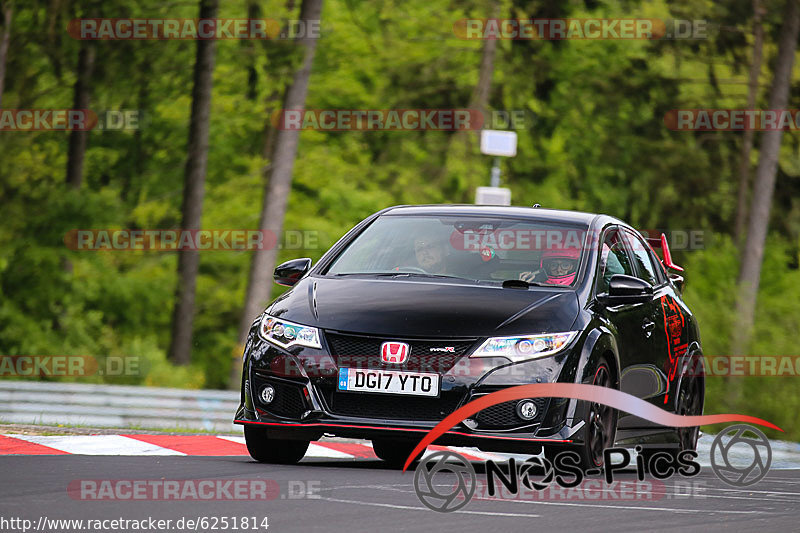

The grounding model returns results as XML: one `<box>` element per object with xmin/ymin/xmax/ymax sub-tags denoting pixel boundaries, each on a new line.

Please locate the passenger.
<box><xmin>520</xmin><ymin>246</ymin><xmax>580</xmax><ymax>285</ymax></box>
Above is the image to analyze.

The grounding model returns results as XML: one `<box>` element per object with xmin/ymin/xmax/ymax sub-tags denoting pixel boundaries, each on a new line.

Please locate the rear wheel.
<box><xmin>372</xmin><ymin>438</ymin><xmax>426</xmax><ymax>467</ymax></box>
<box><xmin>244</xmin><ymin>425</ymin><xmax>309</xmax><ymax>464</ymax></box>
<box><xmin>632</xmin><ymin>368</ymin><xmax>706</xmax><ymax>473</ymax></box>
<box><xmin>676</xmin><ymin>371</ymin><xmax>704</xmax><ymax>451</ymax></box>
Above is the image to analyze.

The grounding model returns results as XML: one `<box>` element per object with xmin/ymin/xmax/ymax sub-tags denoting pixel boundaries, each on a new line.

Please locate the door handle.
<box><xmin>642</xmin><ymin>319</ymin><xmax>656</xmax><ymax>338</ymax></box>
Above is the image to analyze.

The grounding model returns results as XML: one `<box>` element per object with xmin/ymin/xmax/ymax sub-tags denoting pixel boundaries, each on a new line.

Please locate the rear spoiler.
<box><xmin>645</xmin><ymin>233</ymin><xmax>684</xmax><ymax>272</ymax></box>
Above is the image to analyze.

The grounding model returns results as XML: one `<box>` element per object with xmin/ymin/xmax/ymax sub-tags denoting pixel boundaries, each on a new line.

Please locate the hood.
<box><xmin>266</xmin><ymin>276</ymin><xmax>580</xmax><ymax>338</ymax></box>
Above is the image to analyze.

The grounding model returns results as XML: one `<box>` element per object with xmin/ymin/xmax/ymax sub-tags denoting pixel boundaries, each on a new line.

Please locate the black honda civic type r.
<box><xmin>234</xmin><ymin>205</ymin><xmax>704</xmax><ymax>469</ymax></box>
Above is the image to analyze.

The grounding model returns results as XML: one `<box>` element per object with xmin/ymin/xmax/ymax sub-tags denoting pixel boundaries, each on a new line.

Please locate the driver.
<box><xmin>413</xmin><ymin>235</ymin><xmax>449</xmax><ymax>274</ymax></box>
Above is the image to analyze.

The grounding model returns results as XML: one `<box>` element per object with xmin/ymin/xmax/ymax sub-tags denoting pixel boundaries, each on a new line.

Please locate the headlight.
<box><xmin>470</xmin><ymin>332</ymin><xmax>577</xmax><ymax>362</ymax></box>
<box><xmin>258</xmin><ymin>314</ymin><xmax>321</xmax><ymax>349</ymax></box>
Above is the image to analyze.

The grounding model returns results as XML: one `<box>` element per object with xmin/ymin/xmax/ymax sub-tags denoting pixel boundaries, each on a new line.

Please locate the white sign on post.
<box><xmin>480</xmin><ymin>129</ymin><xmax>517</xmax><ymax>157</ymax></box>
<box><xmin>475</xmin><ymin>186</ymin><xmax>511</xmax><ymax>206</ymax></box>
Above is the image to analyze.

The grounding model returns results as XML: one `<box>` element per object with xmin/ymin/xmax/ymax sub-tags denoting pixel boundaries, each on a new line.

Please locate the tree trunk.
<box><xmin>726</xmin><ymin>0</ymin><xmax>766</xmax><ymax>409</ymax></box>
<box><xmin>0</xmin><ymin>3</ymin><xmax>12</xmax><ymax>108</ymax></box>
<box><xmin>168</xmin><ymin>0</ymin><xmax>219</xmax><ymax>365</ymax></box>
<box><xmin>65</xmin><ymin>40</ymin><xmax>95</xmax><ymax>188</ymax></box>
<box><xmin>470</xmin><ymin>3</ymin><xmax>498</xmax><ymax>117</ymax></box>
<box><xmin>731</xmin><ymin>0</ymin><xmax>800</xmax><ymax>363</ymax></box>
<box><xmin>124</xmin><ymin>52</ymin><xmax>151</xmax><ymax>201</ymax></box>
<box><xmin>734</xmin><ymin>0</ymin><xmax>766</xmax><ymax>246</ymax></box>
<box><xmin>466</xmin><ymin>4</ymin><xmax>499</xmax><ymax>153</ymax></box>
<box><xmin>228</xmin><ymin>0</ymin><xmax>323</xmax><ymax>388</ymax></box>
<box><xmin>438</xmin><ymin>0</ymin><xmax>499</xmax><ymax>193</ymax></box>
<box><xmin>245</xmin><ymin>0</ymin><xmax>260</xmax><ymax>100</ymax></box>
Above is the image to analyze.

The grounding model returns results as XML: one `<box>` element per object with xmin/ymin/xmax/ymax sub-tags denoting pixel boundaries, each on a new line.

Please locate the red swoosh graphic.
<box><xmin>402</xmin><ymin>383</ymin><xmax>783</xmax><ymax>471</ymax></box>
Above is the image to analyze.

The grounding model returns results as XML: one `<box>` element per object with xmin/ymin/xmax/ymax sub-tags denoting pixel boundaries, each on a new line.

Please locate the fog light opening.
<box><xmin>517</xmin><ymin>400</ymin><xmax>537</xmax><ymax>420</ymax></box>
<box><xmin>260</xmin><ymin>385</ymin><xmax>276</xmax><ymax>405</ymax></box>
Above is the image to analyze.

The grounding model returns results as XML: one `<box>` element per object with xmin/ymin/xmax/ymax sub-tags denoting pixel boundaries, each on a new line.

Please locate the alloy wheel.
<box><xmin>588</xmin><ymin>364</ymin><xmax>616</xmax><ymax>467</ymax></box>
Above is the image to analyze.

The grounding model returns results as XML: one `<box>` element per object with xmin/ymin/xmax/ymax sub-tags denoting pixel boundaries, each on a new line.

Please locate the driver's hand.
<box><xmin>519</xmin><ymin>270</ymin><xmax>538</xmax><ymax>282</ymax></box>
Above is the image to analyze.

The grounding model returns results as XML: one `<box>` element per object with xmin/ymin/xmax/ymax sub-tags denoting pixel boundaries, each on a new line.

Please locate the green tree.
<box><xmin>169</xmin><ymin>0</ymin><xmax>220</xmax><ymax>365</ymax></box>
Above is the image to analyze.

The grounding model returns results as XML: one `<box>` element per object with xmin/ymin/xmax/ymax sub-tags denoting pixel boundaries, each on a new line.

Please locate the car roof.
<box><xmin>380</xmin><ymin>204</ymin><xmax>612</xmax><ymax>226</ymax></box>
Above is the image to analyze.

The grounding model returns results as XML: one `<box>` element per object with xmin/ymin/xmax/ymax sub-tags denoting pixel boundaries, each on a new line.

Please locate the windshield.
<box><xmin>325</xmin><ymin>215</ymin><xmax>588</xmax><ymax>287</ymax></box>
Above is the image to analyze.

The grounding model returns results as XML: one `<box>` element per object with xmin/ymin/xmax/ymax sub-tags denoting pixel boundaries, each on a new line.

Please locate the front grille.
<box><xmin>251</xmin><ymin>375</ymin><xmax>307</xmax><ymax>419</ymax></box>
<box><xmin>475</xmin><ymin>398</ymin><xmax>547</xmax><ymax>429</ymax></box>
<box><xmin>327</xmin><ymin>389</ymin><xmax>463</xmax><ymax>421</ymax></box>
<box><xmin>325</xmin><ymin>332</ymin><xmax>477</xmax><ymax>373</ymax></box>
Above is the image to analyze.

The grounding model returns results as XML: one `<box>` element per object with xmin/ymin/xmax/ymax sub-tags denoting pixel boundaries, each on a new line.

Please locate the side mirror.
<box><xmin>274</xmin><ymin>258</ymin><xmax>312</xmax><ymax>287</ymax></box>
<box><xmin>598</xmin><ymin>274</ymin><xmax>653</xmax><ymax>306</ymax></box>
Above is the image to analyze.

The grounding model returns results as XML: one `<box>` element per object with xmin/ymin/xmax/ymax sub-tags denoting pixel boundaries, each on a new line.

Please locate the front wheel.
<box><xmin>545</xmin><ymin>359</ymin><xmax>618</xmax><ymax>472</ymax></box>
<box><xmin>244</xmin><ymin>425</ymin><xmax>309</xmax><ymax>464</ymax></box>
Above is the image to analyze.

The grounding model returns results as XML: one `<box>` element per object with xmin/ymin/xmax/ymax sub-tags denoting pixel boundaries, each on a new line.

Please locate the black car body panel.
<box><xmin>269</xmin><ymin>277</ymin><xmax>581</xmax><ymax>337</ymax></box>
<box><xmin>234</xmin><ymin>205</ymin><xmax>703</xmax><ymax>454</ymax></box>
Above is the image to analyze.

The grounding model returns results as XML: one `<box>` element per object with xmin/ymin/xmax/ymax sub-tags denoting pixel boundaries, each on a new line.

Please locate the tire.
<box><xmin>244</xmin><ymin>425</ymin><xmax>309</xmax><ymax>464</ymax></box>
<box><xmin>675</xmin><ymin>370</ymin><xmax>704</xmax><ymax>452</ymax></box>
<box><xmin>620</xmin><ymin>367</ymin><xmax>705</xmax><ymax>474</ymax></box>
<box><xmin>372</xmin><ymin>438</ymin><xmax>426</xmax><ymax>467</ymax></box>
<box><xmin>545</xmin><ymin>358</ymin><xmax>618</xmax><ymax>473</ymax></box>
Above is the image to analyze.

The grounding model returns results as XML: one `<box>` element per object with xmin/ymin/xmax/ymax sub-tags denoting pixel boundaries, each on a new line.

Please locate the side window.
<box><xmin>597</xmin><ymin>228</ymin><xmax>634</xmax><ymax>294</ymax></box>
<box><xmin>624</xmin><ymin>230</ymin><xmax>659</xmax><ymax>286</ymax></box>
<box><xmin>647</xmin><ymin>247</ymin><xmax>667</xmax><ymax>284</ymax></box>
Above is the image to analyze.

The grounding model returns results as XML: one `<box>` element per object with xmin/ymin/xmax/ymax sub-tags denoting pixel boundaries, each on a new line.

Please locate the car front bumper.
<box><xmin>233</xmin><ymin>329</ymin><xmax>589</xmax><ymax>452</ymax></box>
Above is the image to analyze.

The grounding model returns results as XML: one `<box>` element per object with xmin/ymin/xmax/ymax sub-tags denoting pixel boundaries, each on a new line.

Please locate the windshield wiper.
<box><xmin>377</xmin><ymin>272</ymin><xmax>475</xmax><ymax>281</ymax></box>
<box><xmin>333</xmin><ymin>272</ymin><xmax>476</xmax><ymax>281</ymax></box>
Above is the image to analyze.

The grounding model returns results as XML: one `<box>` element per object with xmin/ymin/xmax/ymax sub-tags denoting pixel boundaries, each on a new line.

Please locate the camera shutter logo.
<box><xmin>710</xmin><ymin>424</ymin><xmax>772</xmax><ymax>487</ymax></box>
<box><xmin>518</xmin><ymin>456</ymin><xmax>555</xmax><ymax>491</ymax></box>
<box><xmin>414</xmin><ymin>450</ymin><xmax>476</xmax><ymax>512</ymax></box>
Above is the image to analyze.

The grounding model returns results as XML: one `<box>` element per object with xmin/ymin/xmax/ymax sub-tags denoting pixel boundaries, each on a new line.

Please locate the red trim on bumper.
<box><xmin>233</xmin><ymin>419</ymin><xmax>572</xmax><ymax>443</ymax></box>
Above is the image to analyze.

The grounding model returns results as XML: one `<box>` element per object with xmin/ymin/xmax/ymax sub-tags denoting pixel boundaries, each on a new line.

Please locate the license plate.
<box><xmin>337</xmin><ymin>368</ymin><xmax>439</xmax><ymax>397</ymax></box>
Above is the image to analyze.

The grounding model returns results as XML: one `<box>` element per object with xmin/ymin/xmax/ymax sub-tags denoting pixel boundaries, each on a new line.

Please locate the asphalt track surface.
<box><xmin>2</xmin><ymin>452</ymin><xmax>799</xmax><ymax>533</ymax></box>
